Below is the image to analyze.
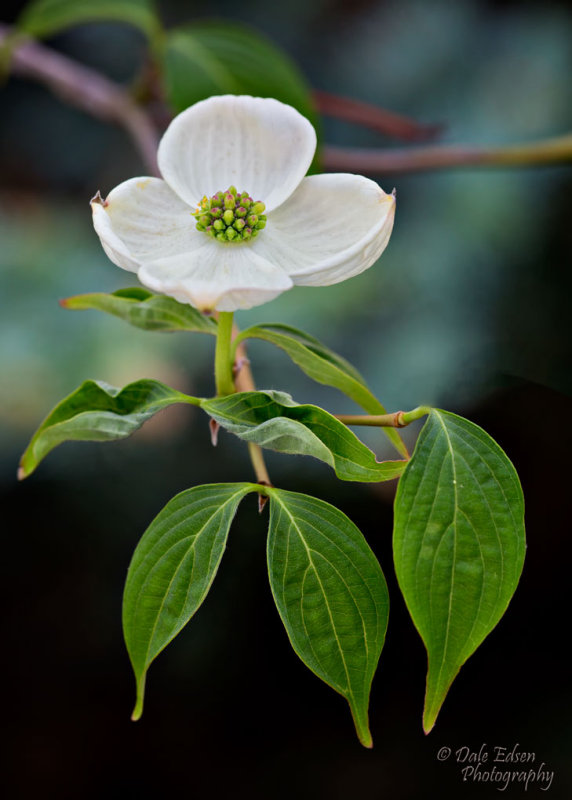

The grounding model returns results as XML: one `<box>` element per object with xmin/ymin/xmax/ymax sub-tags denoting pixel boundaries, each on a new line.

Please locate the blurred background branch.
<box><xmin>3</xmin><ymin>21</ymin><xmax>571</xmax><ymax>179</ymax></box>
<box><xmin>0</xmin><ymin>22</ymin><xmax>160</xmax><ymax>175</ymax></box>
<box><xmin>322</xmin><ymin>134</ymin><xmax>572</xmax><ymax>174</ymax></box>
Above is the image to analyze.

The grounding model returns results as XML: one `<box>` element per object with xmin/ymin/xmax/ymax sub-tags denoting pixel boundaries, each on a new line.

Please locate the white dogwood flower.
<box><xmin>92</xmin><ymin>95</ymin><xmax>396</xmax><ymax>312</ymax></box>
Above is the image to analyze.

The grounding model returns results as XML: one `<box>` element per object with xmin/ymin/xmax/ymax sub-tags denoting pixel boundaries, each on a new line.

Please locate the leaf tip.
<box><xmin>17</xmin><ymin>464</ymin><xmax>27</xmax><ymax>481</ymax></box>
<box><xmin>131</xmin><ymin>675</ymin><xmax>146</xmax><ymax>721</ymax></box>
<box><xmin>131</xmin><ymin>696</ymin><xmax>144</xmax><ymax>722</ymax></box>
<box><xmin>422</xmin><ymin>698</ymin><xmax>441</xmax><ymax>735</ymax></box>
<box><xmin>422</xmin><ymin>717</ymin><xmax>436</xmax><ymax>735</ymax></box>
<box><xmin>59</xmin><ymin>297</ymin><xmax>69</xmax><ymax>308</ymax></box>
<box><xmin>351</xmin><ymin>707</ymin><xmax>373</xmax><ymax>748</ymax></box>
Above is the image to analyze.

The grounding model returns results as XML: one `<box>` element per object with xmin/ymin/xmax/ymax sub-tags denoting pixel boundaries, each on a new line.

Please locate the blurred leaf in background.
<box><xmin>163</xmin><ymin>21</ymin><xmax>316</xmax><ymax>126</ymax></box>
<box><xmin>18</xmin><ymin>0</ymin><xmax>161</xmax><ymax>40</ymax></box>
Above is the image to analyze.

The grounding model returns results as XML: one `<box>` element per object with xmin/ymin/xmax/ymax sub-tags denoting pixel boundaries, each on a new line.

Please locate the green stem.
<box><xmin>336</xmin><ymin>406</ymin><xmax>431</xmax><ymax>428</ymax></box>
<box><xmin>400</xmin><ymin>405</ymin><xmax>432</xmax><ymax>425</ymax></box>
<box><xmin>214</xmin><ymin>311</ymin><xmax>236</xmax><ymax>396</ymax></box>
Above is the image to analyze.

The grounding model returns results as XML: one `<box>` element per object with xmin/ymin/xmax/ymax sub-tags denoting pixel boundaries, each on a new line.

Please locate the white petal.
<box><xmin>92</xmin><ymin>195</ymin><xmax>139</xmax><ymax>273</ymax></box>
<box><xmin>157</xmin><ymin>95</ymin><xmax>316</xmax><ymax>213</ymax></box>
<box><xmin>138</xmin><ymin>241</ymin><xmax>293</xmax><ymax>313</ymax></box>
<box><xmin>91</xmin><ymin>177</ymin><xmax>201</xmax><ymax>272</ymax></box>
<box><xmin>253</xmin><ymin>174</ymin><xmax>396</xmax><ymax>286</ymax></box>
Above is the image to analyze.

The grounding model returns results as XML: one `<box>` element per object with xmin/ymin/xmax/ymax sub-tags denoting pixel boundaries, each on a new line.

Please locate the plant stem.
<box><xmin>214</xmin><ymin>311</ymin><xmax>236</xmax><ymax>396</ymax></box>
<box><xmin>313</xmin><ymin>90</ymin><xmax>442</xmax><ymax>142</ymax></box>
<box><xmin>0</xmin><ymin>23</ymin><xmax>161</xmax><ymax>176</ymax></box>
<box><xmin>336</xmin><ymin>406</ymin><xmax>431</xmax><ymax>428</ymax></box>
<box><xmin>3</xmin><ymin>23</ymin><xmax>571</xmax><ymax>180</ymax></box>
<box><xmin>322</xmin><ymin>134</ymin><xmax>572</xmax><ymax>175</ymax></box>
<box><xmin>400</xmin><ymin>406</ymin><xmax>432</xmax><ymax>424</ymax></box>
<box><xmin>230</xmin><ymin>326</ymin><xmax>273</xmax><ymax>490</ymax></box>
<box><xmin>248</xmin><ymin>442</ymin><xmax>272</xmax><ymax>486</ymax></box>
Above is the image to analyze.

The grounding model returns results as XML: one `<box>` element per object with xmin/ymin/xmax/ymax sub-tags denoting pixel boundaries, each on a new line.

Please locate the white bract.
<box><xmin>92</xmin><ymin>95</ymin><xmax>396</xmax><ymax>312</ymax></box>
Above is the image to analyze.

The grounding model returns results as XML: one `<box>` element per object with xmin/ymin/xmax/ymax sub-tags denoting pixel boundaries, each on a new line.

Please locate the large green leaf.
<box><xmin>18</xmin><ymin>0</ymin><xmax>160</xmax><ymax>39</ymax></box>
<box><xmin>267</xmin><ymin>488</ymin><xmax>389</xmax><ymax>747</ymax></box>
<box><xmin>62</xmin><ymin>288</ymin><xmax>217</xmax><ymax>335</ymax></box>
<box><xmin>393</xmin><ymin>410</ymin><xmax>526</xmax><ymax>732</ymax></box>
<box><xmin>163</xmin><ymin>21</ymin><xmax>316</xmax><ymax>125</ymax></box>
<box><xmin>123</xmin><ymin>482</ymin><xmax>254</xmax><ymax>719</ymax></box>
<box><xmin>19</xmin><ymin>378</ymin><xmax>198</xmax><ymax>478</ymax></box>
<box><xmin>201</xmin><ymin>390</ymin><xmax>406</xmax><ymax>482</ymax></box>
<box><xmin>236</xmin><ymin>323</ymin><xmax>408</xmax><ymax>457</ymax></box>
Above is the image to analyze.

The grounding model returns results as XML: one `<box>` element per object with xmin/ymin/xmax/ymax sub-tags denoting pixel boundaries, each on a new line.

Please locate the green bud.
<box><xmin>192</xmin><ymin>186</ymin><xmax>267</xmax><ymax>244</ymax></box>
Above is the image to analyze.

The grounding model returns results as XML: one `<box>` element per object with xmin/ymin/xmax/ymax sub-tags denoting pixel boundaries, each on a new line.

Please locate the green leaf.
<box><xmin>19</xmin><ymin>378</ymin><xmax>198</xmax><ymax>478</ymax></box>
<box><xmin>236</xmin><ymin>323</ymin><xmax>408</xmax><ymax>458</ymax></box>
<box><xmin>392</xmin><ymin>410</ymin><xmax>526</xmax><ymax>733</ymax></box>
<box><xmin>61</xmin><ymin>288</ymin><xmax>217</xmax><ymax>335</ymax></box>
<box><xmin>18</xmin><ymin>0</ymin><xmax>161</xmax><ymax>40</ymax></box>
<box><xmin>267</xmin><ymin>488</ymin><xmax>389</xmax><ymax>747</ymax></box>
<box><xmin>163</xmin><ymin>21</ymin><xmax>316</xmax><ymax>125</ymax></box>
<box><xmin>123</xmin><ymin>482</ymin><xmax>255</xmax><ymax>720</ymax></box>
<box><xmin>201</xmin><ymin>390</ymin><xmax>406</xmax><ymax>483</ymax></box>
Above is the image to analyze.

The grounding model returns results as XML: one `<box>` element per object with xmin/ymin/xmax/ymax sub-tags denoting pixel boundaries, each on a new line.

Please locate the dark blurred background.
<box><xmin>1</xmin><ymin>0</ymin><xmax>571</xmax><ymax>798</ymax></box>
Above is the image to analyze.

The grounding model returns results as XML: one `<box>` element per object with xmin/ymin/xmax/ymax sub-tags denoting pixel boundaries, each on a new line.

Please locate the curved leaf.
<box><xmin>267</xmin><ymin>488</ymin><xmax>389</xmax><ymax>747</ymax></box>
<box><xmin>123</xmin><ymin>482</ymin><xmax>255</xmax><ymax>719</ymax></box>
<box><xmin>393</xmin><ymin>410</ymin><xmax>526</xmax><ymax>732</ymax></box>
<box><xmin>201</xmin><ymin>390</ymin><xmax>406</xmax><ymax>482</ymax></box>
<box><xmin>19</xmin><ymin>379</ymin><xmax>198</xmax><ymax>478</ymax></box>
<box><xmin>61</xmin><ymin>288</ymin><xmax>217</xmax><ymax>334</ymax></box>
<box><xmin>237</xmin><ymin>323</ymin><xmax>408</xmax><ymax>457</ymax></box>
<box><xmin>163</xmin><ymin>21</ymin><xmax>316</xmax><ymax>125</ymax></box>
<box><xmin>18</xmin><ymin>0</ymin><xmax>160</xmax><ymax>39</ymax></box>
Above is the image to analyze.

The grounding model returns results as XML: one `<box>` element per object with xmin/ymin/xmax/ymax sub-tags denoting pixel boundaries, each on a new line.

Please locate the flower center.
<box><xmin>192</xmin><ymin>186</ymin><xmax>267</xmax><ymax>243</ymax></box>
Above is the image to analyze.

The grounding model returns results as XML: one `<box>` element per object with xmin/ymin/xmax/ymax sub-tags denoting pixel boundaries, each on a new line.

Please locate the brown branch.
<box><xmin>322</xmin><ymin>134</ymin><xmax>572</xmax><ymax>175</ymax></box>
<box><xmin>231</xmin><ymin>322</ymin><xmax>272</xmax><ymax>495</ymax></box>
<box><xmin>313</xmin><ymin>89</ymin><xmax>442</xmax><ymax>142</ymax></box>
<box><xmin>0</xmin><ymin>23</ymin><xmax>160</xmax><ymax>176</ymax></box>
<box><xmin>3</xmin><ymin>23</ymin><xmax>571</xmax><ymax>180</ymax></box>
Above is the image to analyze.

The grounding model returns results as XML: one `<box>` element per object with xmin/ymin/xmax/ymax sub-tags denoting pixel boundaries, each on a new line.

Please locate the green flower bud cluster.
<box><xmin>193</xmin><ymin>186</ymin><xmax>267</xmax><ymax>243</ymax></box>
